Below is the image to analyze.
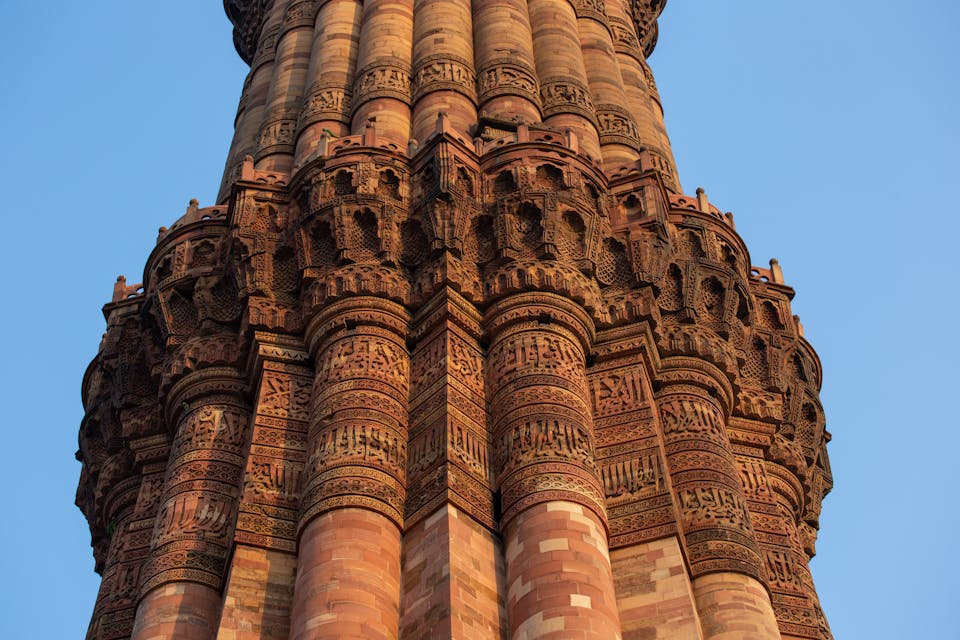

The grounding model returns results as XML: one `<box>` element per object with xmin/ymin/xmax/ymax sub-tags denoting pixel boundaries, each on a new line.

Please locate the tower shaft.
<box><xmin>77</xmin><ymin>2</ymin><xmax>833</xmax><ymax>639</ymax></box>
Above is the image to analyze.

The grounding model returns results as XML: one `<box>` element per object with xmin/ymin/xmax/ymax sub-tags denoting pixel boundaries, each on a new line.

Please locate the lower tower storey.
<box><xmin>78</xmin><ymin>134</ymin><xmax>831</xmax><ymax>639</ymax></box>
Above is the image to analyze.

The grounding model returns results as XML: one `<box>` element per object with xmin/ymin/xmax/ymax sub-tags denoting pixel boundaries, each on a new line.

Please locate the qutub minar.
<box><xmin>76</xmin><ymin>1</ymin><xmax>833</xmax><ymax>638</ymax></box>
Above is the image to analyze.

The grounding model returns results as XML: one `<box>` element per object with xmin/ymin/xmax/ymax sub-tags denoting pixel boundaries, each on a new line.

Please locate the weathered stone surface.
<box><xmin>77</xmin><ymin>2</ymin><xmax>833</xmax><ymax>639</ymax></box>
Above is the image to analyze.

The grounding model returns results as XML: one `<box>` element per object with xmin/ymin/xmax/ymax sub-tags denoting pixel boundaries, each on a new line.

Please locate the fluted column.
<box><xmin>604</xmin><ymin>0</ymin><xmax>679</xmax><ymax>189</ymax></box>
<box><xmin>351</xmin><ymin>0</ymin><xmax>414</xmax><ymax>145</ymax></box>
<box><xmin>255</xmin><ymin>0</ymin><xmax>317</xmax><ymax>174</ymax></box>
<box><xmin>294</xmin><ymin>0</ymin><xmax>363</xmax><ymax>165</ymax></box>
<box><xmin>132</xmin><ymin>369</ymin><xmax>250</xmax><ymax>640</ymax></box>
<box><xmin>573</xmin><ymin>0</ymin><xmax>641</xmax><ymax>170</ymax></box>
<box><xmin>290</xmin><ymin>297</ymin><xmax>410</xmax><ymax>640</ymax></box>
<box><xmin>88</xmin><ymin>415</ymin><xmax>167</xmax><ymax>640</ymax></box>
<box><xmin>527</xmin><ymin>0</ymin><xmax>601</xmax><ymax>160</ymax></box>
<box><xmin>85</xmin><ymin>474</ymin><xmax>139</xmax><ymax>640</ymax></box>
<box><xmin>635</xmin><ymin>56</ymin><xmax>680</xmax><ymax>189</ymax></box>
<box><xmin>218</xmin><ymin>4</ymin><xmax>286</xmax><ymax>202</ymax></box>
<box><xmin>472</xmin><ymin>0</ymin><xmax>541</xmax><ymax>125</ymax></box>
<box><xmin>409</xmin><ymin>0</ymin><xmax>477</xmax><ymax>142</ymax></box>
<box><xmin>765</xmin><ymin>461</ymin><xmax>832</xmax><ymax>639</ymax></box>
<box><xmin>655</xmin><ymin>360</ymin><xmax>779</xmax><ymax>640</ymax></box>
<box><xmin>485</xmin><ymin>293</ymin><xmax>620</xmax><ymax>640</ymax></box>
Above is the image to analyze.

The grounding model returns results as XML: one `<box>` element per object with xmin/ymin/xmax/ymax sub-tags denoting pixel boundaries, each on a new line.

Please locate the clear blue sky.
<box><xmin>1</xmin><ymin>2</ymin><xmax>956</xmax><ymax>637</ymax></box>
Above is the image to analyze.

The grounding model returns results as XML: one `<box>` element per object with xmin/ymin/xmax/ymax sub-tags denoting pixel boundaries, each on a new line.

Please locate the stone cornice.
<box><xmin>631</xmin><ymin>0</ymin><xmax>667</xmax><ymax>58</ymax></box>
<box><xmin>225</xmin><ymin>0</ymin><xmax>669</xmax><ymax>64</ymax></box>
<box><xmin>224</xmin><ymin>0</ymin><xmax>267</xmax><ymax>64</ymax></box>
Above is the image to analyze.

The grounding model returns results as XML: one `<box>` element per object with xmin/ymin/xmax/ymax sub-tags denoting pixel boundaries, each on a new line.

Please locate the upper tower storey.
<box><xmin>225</xmin><ymin>0</ymin><xmax>668</xmax><ymax>63</ymax></box>
<box><xmin>217</xmin><ymin>0</ymin><xmax>680</xmax><ymax>201</ymax></box>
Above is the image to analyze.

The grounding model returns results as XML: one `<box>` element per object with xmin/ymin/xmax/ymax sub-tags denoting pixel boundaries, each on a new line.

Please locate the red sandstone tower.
<box><xmin>76</xmin><ymin>1</ymin><xmax>833</xmax><ymax>638</ymax></box>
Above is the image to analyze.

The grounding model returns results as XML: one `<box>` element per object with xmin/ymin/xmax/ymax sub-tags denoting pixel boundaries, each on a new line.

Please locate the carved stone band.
<box><xmin>476</xmin><ymin>59</ymin><xmax>541</xmax><ymax>109</ymax></box>
<box><xmin>298</xmin><ymin>83</ymin><xmax>353</xmax><ymax>129</ymax></box>
<box><xmin>596</xmin><ymin>103</ymin><xmax>642</xmax><ymax>150</ymax></box>
<box><xmin>608</xmin><ymin>16</ymin><xmax>645</xmax><ymax>61</ymax></box>
<box><xmin>251</xmin><ymin>24</ymin><xmax>281</xmax><ymax>69</ymax></box>
<box><xmin>257</xmin><ymin>117</ymin><xmax>298</xmax><ymax>157</ymax></box>
<box><xmin>540</xmin><ymin>77</ymin><xmax>599</xmax><ymax>126</ymax></box>
<box><xmin>639</xmin><ymin>59</ymin><xmax>661</xmax><ymax>99</ymax></box>
<box><xmin>281</xmin><ymin>0</ymin><xmax>319</xmax><ymax>33</ymax></box>
<box><xmin>656</xmin><ymin>387</ymin><xmax>766</xmax><ymax>582</ymax></box>
<box><xmin>570</xmin><ymin>0</ymin><xmax>609</xmax><ymax>27</ymax></box>
<box><xmin>646</xmin><ymin>146</ymin><xmax>678</xmax><ymax>190</ymax></box>
<box><xmin>353</xmin><ymin>60</ymin><xmax>412</xmax><ymax>108</ymax></box>
<box><xmin>411</xmin><ymin>54</ymin><xmax>477</xmax><ymax>103</ymax></box>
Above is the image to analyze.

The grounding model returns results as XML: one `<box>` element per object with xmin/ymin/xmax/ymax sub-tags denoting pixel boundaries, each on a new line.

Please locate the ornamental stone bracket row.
<box><xmin>78</xmin><ymin>131</ymin><xmax>830</xmax><ymax>638</ymax></box>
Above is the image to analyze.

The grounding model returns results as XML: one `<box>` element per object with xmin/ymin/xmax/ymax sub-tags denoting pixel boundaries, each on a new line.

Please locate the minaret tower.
<box><xmin>77</xmin><ymin>1</ymin><xmax>833</xmax><ymax>639</ymax></box>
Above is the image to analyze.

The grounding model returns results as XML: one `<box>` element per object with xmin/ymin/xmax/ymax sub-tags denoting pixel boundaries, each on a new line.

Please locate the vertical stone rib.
<box><xmin>409</xmin><ymin>0</ymin><xmax>477</xmax><ymax>142</ymax></box>
<box><xmin>290</xmin><ymin>297</ymin><xmax>410</xmax><ymax>640</ymax></box>
<box><xmin>85</xmin><ymin>495</ymin><xmax>138</xmax><ymax>639</ymax></box>
<box><xmin>764</xmin><ymin>461</ymin><xmax>833</xmax><ymax>639</ymax></box>
<box><xmin>605</xmin><ymin>0</ymin><xmax>679</xmax><ymax>189</ymax></box>
<box><xmin>88</xmin><ymin>416</ymin><xmax>168</xmax><ymax>640</ymax></box>
<box><xmin>131</xmin><ymin>369</ymin><xmax>250</xmax><ymax>640</ymax></box>
<box><xmin>255</xmin><ymin>0</ymin><xmax>317</xmax><ymax>174</ymax></box>
<box><xmin>573</xmin><ymin>0</ymin><xmax>642</xmax><ymax>171</ymax></box>
<box><xmin>485</xmin><ymin>293</ymin><xmax>621</xmax><ymax>640</ymax></box>
<box><xmin>351</xmin><ymin>0</ymin><xmax>414</xmax><ymax>145</ymax></box>
<box><xmin>401</xmin><ymin>290</ymin><xmax>505</xmax><ymax>639</ymax></box>
<box><xmin>636</xmin><ymin>56</ymin><xmax>680</xmax><ymax>187</ymax></box>
<box><xmin>214</xmin><ymin>337</ymin><xmax>312</xmax><ymax>639</ymax></box>
<box><xmin>218</xmin><ymin>5</ymin><xmax>286</xmax><ymax>202</ymax></box>
<box><xmin>527</xmin><ymin>0</ymin><xmax>602</xmax><ymax>160</ymax></box>
<box><xmin>294</xmin><ymin>0</ymin><xmax>363</xmax><ymax>165</ymax></box>
<box><xmin>654</xmin><ymin>360</ymin><xmax>779</xmax><ymax>640</ymax></box>
<box><xmin>472</xmin><ymin>0</ymin><xmax>542</xmax><ymax>125</ymax></box>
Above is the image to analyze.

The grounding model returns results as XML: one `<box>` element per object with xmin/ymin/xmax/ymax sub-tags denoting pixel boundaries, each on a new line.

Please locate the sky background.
<box><xmin>1</xmin><ymin>1</ymin><xmax>957</xmax><ymax>638</ymax></box>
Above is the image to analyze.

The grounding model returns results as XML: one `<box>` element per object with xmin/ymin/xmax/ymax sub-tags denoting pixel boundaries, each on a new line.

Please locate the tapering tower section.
<box><xmin>78</xmin><ymin>2</ymin><xmax>833</xmax><ymax>639</ymax></box>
